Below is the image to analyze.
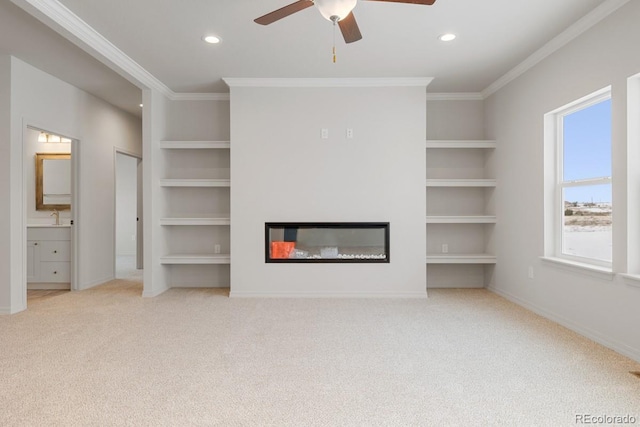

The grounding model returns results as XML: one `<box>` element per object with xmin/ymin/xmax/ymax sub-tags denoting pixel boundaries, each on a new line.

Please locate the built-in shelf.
<box><xmin>160</xmin><ymin>141</ymin><xmax>230</xmax><ymax>149</ymax></box>
<box><xmin>160</xmin><ymin>216</ymin><xmax>230</xmax><ymax>226</ymax></box>
<box><xmin>426</xmin><ymin>179</ymin><xmax>496</xmax><ymax>187</ymax></box>
<box><xmin>160</xmin><ymin>254</ymin><xmax>231</xmax><ymax>265</ymax></box>
<box><xmin>426</xmin><ymin>216</ymin><xmax>497</xmax><ymax>224</ymax></box>
<box><xmin>426</xmin><ymin>254</ymin><xmax>497</xmax><ymax>264</ymax></box>
<box><xmin>425</xmin><ymin>140</ymin><xmax>496</xmax><ymax>149</ymax></box>
<box><xmin>160</xmin><ymin>179</ymin><xmax>230</xmax><ymax>187</ymax></box>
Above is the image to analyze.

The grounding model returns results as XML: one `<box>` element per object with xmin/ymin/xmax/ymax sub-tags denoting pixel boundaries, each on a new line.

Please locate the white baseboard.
<box><xmin>79</xmin><ymin>275</ymin><xmax>114</xmax><ymax>290</ymax></box>
<box><xmin>487</xmin><ymin>285</ymin><xmax>640</xmax><ymax>364</ymax></box>
<box><xmin>229</xmin><ymin>291</ymin><xmax>428</xmax><ymax>298</ymax></box>
<box><xmin>169</xmin><ymin>283</ymin><xmax>229</xmax><ymax>288</ymax></box>
<box><xmin>142</xmin><ymin>285</ymin><xmax>169</xmax><ymax>298</ymax></box>
<box><xmin>0</xmin><ymin>305</ymin><xmax>26</xmax><ymax>315</ymax></box>
<box><xmin>28</xmin><ymin>283</ymin><xmax>71</xmax><ymax>290</ymax></box>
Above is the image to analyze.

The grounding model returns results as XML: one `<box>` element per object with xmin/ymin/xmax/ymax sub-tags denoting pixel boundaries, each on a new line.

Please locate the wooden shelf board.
<box><xmin>426</xmin><ymin>216</ymin><xmax>496</xmax><ymax>224</ymax></box>
<box><xmin>160</xmin><ymin>254</ymin><xmax>231</xmax><ymax>265</ymax></box>
<box><xmin>426</xmin><ymin>140</ymin><xmax>496</xmax><ymax>149</ymax></box>
<box><xmin>426</xmin><ymin>179</ymin><xmax>496</xmax><ymax>187</ymax></box>
<box><xmin>426</xmin><ymin>254</ymin><xmax>496</xmax><ymax>264</ymax></box>
<box><xmin>160</xmin><ymin>141</ymin><xmax>230</xmax><ymax>149</ymax></box>
<box><xmin>160</xmin><ymin>179</ymin><xmax>230</xmax><ymax>187</ymax></box>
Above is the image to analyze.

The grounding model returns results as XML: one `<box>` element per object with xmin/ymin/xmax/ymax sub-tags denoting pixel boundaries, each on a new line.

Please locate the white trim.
<box><xmin>619</xmin><ymin>274</ymin><xmax>640</xmax><ymax>289</ymax></box>
<box><xmin>426</xmin><ymin>140</ymin><xmax>496</xmax><ymax>149</ymax></box>
<box><xmin>482</xmin><ymin>0</ymin><xmax>630</xmax><ymax>98</ymax></box>
<box><xmin>427</xmin><ymin>93</ymin><xmax>483</xmax><ymax>101</ymax></box>
<box><xmin>487</xmin><ymin>285</ymin><xmax>640</xmax><ymax>364</ymax></box>
<box><xmin>78</xmin><ymin>275</ymin><xmax>115</xmax><ymax>290</ymax></box>
<box><xmin>426</xmin><ymin>179</ymin><xmax>496</xmax><ymax>187</ymax></box>
<box><xmin>160</xmin><ymin>141</ymin><xmax>230</xmax><ymax>149</ymax></box>
<box><xmin>0</xmin><ymin>306</ymin><xmax>13</xmax><ymax>315</ymax></box>
<box><xmin>11</xmin><ymin>0</ymin><xmax>173</xmax><ymax>97</ymax></box>
<box><xmin>540</xmin><ymin>256</ymin><xmax>614</xmax><ymax>280</ymax></box>
<box><xmin>171</xmin><ymin>93</ymin><xmax>230</xmax><ymax>101</ymax></box>
<box><xmin>426</xmin><ymin>254</ymin><xmax>496</xmax><ymax>264</ymax></box>
<box><xmin>160</xmin><ymin>254</ymin><xmax>231</xmax><ymax>264</ymax></box>
<box><xmin>229</xmin><ymin>291</ymin><xmax>428</xmax><ymax>298</ymax></box>
<box><xmin>160</xmin><ymin>217</ymin><xmax>230</xmax><ymax>226</ymax></box>
<box><xmin>142</xmin><ymin>285</ymin><xmax>169</xmax><ymax>298</ymax></box>
<box><xmin>426</xmin><ymin>216</ymin><xmax>496</xmax><ymax>224</ymax></box>
<box><xmin>159</xmin><ymin>179</ymin><xmax>230</xmax><ymax>187</ymax></box>
<box><xmin>223</xmin><ymin>77</ymin><xmax>434</xmax><ymax>88</ymax></box>
<box><xmin>14</xmin><ymin>0</ymin><xmax>628</xmax><ymax>102</ymax></box>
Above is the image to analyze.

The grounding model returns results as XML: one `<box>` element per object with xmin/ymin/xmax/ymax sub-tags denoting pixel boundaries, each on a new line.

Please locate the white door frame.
<box><xmin>22</xmin><ymin>121</ymin><xmax>80</xmax><ymax>297</ymax></box>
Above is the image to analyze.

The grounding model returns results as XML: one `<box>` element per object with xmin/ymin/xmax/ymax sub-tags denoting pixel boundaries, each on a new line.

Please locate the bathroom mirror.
<box><xmin>35</xmin><ymin>153</ymin><xmax>71</xmax><ymax>211</ymax></box>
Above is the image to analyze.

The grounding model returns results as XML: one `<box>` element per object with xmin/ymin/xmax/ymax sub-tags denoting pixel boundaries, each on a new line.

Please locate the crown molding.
<box><xmin>170</xmin><ymin>93</ymin><xmax>230</xmax><ymax>101</ymax></box>
<box><xmin>223</xmin><ymin>77</ymin><xmax>434</xmax><ymax>88</ymax></box>
<box><xmin>427</xmin><ymin>93</ymin><xmax>483</xmax><ymax>101</ymax></box>
<box><xmin>11</xmin><ymin>0</ymin><xmax>175</xmax><ymax>98</ymax></box>
<box><xmin>482</xmin><ymin>0</ymin><xmax>630</xmax><ymax>98</ymax></box>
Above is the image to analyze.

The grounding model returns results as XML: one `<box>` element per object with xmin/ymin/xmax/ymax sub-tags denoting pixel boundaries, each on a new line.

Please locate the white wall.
<box><xmin>0</xmin><ymin>55</ymin><xmax>12</xmax><ymax>312</ymax></box>
<box><xmin>485</xmin><ymin>1</ymin><xmax>640</xmax><ymax>362</ymax></box>
<box><xmin>115</xmin><ymin>152</ymin><xmax>137</xmax><ymax>256</ymax></box>
<box><xmin>229</xmin><ymin>83</ymin><xmax>428</xmax><ymax>297</ymax></box>
<box><xmin>0</xmin><ymin>56</ymin><xmax>141</xmax><ymax>313</ymax></box>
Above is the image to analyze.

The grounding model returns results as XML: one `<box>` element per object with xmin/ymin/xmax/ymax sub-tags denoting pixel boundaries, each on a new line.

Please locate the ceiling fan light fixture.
<box><xmin>315</xmin><ymin>0</ymin><xmax>357</xmax><ymax>22</ymax></box>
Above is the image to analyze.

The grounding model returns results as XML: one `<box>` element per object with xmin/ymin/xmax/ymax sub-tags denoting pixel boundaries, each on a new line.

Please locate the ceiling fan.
<box><xmin>254</xmin><ymin>0</ymin><xmax>437</xmax><ymax>44</ymax></box>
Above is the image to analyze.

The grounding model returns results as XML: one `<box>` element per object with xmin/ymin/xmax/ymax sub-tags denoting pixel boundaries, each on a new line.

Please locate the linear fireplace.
<box><xmin>265</xmin><ymin>222</ymin><xmax>390</xmax><ymax>263</ymax></box>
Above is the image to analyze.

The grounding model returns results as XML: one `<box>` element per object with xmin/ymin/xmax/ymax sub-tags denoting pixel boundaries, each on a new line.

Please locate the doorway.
<box><xmin>115</xmin><ymin>150</ymin><xmax>143</xmax><ymax>281</ymax></box>
<box><xmin>24</xmin><ymin>126</ymin><xmax>76</xmax><ymax>299</ymax></box>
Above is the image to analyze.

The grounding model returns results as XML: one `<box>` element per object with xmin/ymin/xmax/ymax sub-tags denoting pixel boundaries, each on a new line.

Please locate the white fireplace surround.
<box><xmin>226</xmin><ymin>78</ymin><xmax>430</xmax><ymax>297</ymax></box>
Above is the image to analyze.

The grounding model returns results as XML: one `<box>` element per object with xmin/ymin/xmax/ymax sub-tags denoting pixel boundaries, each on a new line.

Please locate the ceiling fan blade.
<box><xmin>254</xmin><ymin>0</ymin><xmax>314</xmax><ymax>25</ymax></box>
<box><xmin>363</xmin><ymin>0</ymin><xmax>436</xmax><ymax>5</ymax></box>
<box><xmin>338</xmin><ymin>12</ymin><xmax>362</xmax><ymax>44</ymax></box>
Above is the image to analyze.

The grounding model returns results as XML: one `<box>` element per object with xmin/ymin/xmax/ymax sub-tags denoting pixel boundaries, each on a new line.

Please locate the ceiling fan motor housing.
<box><xmin>315</xmin><ymin>0</ymin><xmax>358</xmax><ymax>21</ymax></box>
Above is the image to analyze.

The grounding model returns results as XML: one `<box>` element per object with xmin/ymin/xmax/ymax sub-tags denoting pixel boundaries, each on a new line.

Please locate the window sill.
<box><xmin>619</xmin><ymin>274</ymin><xmax>640</xmax><ymax>289</ymax></box>
<box><xmin>539</xmin><ymin>256</ymin><xmax>614</xmax><ymax>281</ymax></box>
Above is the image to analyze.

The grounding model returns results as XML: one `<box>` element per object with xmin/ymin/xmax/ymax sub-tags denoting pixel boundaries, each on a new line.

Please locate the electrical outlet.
<box><xmin>346</xmin><ymin>128</ymin><xmax>354</xmax><ymax>139</ymax></box>
<box><xmin>321</xmin><ymin>128</ymin><xmax>329</xmax><ymax>139</ymax></box>
<box><xmin>442</xmin><ymin>244</ymin><xmax>448</xmax><ymax>253</ymax></box>
<box><xmin>131</xmin><ymin>234</ymin><xmax>136</xmax><ymax>241</ymax></box>
<box><xmin>528</xmin><ymin>266</ymin><xmax>534</xmax><ymax>279</ymax></box>
<box><xmin>214</xmin><ymin>244</ymin><xmax>221</xmax><ymax>254</ymax></box>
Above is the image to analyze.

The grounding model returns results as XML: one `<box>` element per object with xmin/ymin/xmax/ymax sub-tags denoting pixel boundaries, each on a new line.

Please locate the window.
<box><xmin>545</xmin><ymin>88</ymin><xmax>612</xmax><ymax>267</ymax></box>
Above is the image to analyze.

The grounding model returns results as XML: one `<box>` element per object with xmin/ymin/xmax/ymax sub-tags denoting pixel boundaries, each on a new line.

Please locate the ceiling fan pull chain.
<box><xmin>332</xmin><ymin>17</ymin><xmax>337</xmax><ymax>63</ymax></box>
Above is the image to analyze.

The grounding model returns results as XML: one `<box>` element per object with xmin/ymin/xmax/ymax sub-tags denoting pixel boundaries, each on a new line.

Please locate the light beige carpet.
<box><xmin>1</xmin><ymin>282</ymin><xmax>639</xmax><ymax>426</ymax></box>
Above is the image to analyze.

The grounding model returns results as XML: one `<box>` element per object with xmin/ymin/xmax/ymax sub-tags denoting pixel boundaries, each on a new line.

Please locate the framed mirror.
<box><xmin>35</xmin><ymin>153</ymin><xmax>71</xmax><ymax>211</ymax></box>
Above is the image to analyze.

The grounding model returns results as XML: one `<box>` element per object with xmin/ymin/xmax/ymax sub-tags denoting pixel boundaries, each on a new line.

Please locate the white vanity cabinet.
<box><xmin>27</xmin><ymin>226</ymin><xmax>71</xmax><ymax>288</ymax></box>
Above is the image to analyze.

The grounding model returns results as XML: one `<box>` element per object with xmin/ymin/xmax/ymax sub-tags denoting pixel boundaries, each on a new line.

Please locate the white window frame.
<box><xmin>545</xmin><ymin>87</ymin><xmax>612</xmax><ymax>268</ymax></box>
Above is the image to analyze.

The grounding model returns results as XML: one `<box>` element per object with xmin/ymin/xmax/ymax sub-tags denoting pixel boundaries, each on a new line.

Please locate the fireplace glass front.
<box><xmin>265</xmin><ymin>222</ymin><xmax>390</xmax><ymax>263</ymax></box>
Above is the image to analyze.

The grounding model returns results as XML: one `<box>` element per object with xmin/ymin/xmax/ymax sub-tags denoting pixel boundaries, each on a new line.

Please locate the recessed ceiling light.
<box><xmin>202</xmin><ymin>35</ymin><xmax>221</xmax><ymax>44</ymax></box>
<box><xmin>439</xmin><ymin>33</ymin><xmax>456</xmax><ymax>42</ymax></box>
<box><xmin>139</xmin><ymin>104</ymin><xmax>143</xmax><ymax>108</ymax></box>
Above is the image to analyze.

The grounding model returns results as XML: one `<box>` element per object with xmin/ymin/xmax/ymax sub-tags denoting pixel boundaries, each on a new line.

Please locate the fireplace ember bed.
<box><xmin>265</xmin><ymin>222</ymin><xmax>390</xmax><ymax>263</ymax></box>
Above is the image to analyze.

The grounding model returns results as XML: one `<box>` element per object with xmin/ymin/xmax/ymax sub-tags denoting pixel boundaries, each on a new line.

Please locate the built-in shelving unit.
<box><xmin>426</xmin><ymin>138</ymin><xmax>496</xmax><ymax>288</ymax></box>
<box><xmin>160</xmin><ymin>254</ymin><xmax>231</xmax><ymax>265</ymax></box>
<box><xmin>426</xmin><ymin>254</ymin><xmax>497</xmax><ymax>264</ymax></box>
<box><xmin>160</xmin><ymin>178</ymin><xmax>231</xmax><ymax>187</ymax></box>
<box><xmin>160</xmin><ymin>139</ymin><xmax>231</xmax><ymax>287</ymax></box>
<box><xmin>426</xmin><ymin>179</ymin><xmax>496</xmax><ymax>187</ymax></box>
<box><xmin>426</xmin><ymin>215</ymin><xmax>496</xmax><ymax>224</ymax></box>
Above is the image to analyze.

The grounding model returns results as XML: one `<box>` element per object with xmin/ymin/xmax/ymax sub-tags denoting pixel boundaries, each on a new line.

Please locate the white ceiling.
<box><xmin>2</xmin><ymin>0</ymin><xmax>614</xmax><ymax>116</ymax></box>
